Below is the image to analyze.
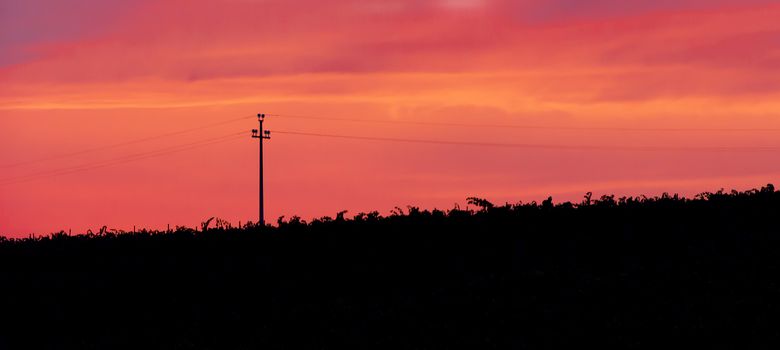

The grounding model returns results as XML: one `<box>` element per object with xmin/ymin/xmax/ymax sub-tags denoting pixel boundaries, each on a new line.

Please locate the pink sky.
<box><xmin>2</xmin><ymin>0</ymin><xmax>780</xmax><ymax>236</ymax></box>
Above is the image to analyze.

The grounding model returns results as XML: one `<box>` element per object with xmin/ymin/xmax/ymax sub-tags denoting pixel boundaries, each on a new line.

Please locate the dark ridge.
<box><xmin>1</xmin><ymin>184</ymin><xmax>779</xmax><ymax>349</ymax></box>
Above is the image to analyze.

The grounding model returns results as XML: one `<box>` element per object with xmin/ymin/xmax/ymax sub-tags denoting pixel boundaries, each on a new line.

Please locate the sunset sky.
<box><xmin>2</xmin><ymin>0</ymin><xmax>780</xmax><ymax>236</ymax></box>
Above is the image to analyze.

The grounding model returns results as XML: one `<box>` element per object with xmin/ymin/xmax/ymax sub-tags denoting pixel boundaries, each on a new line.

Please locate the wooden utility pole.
<box><xmin>251</xmin><ymin>113</ymin><xmax>271</xmax><ymax>226</ymax></box>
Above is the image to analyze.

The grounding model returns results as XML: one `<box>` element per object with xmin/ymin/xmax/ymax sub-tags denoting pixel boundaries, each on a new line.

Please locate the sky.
<box><xmin>2</xmin><ymin>0</ymin><xmax>780</xmax><ymax>236</ymax></box>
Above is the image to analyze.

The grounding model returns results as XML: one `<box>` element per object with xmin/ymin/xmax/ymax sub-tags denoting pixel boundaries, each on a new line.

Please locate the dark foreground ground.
<box><xmin>1</xmin><ymin>185</ymin><xmax>780</xmax><ymax>349</ymax></box>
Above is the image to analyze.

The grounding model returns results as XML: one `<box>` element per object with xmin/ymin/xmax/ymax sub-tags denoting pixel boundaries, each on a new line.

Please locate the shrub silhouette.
<box><xmin>0</xmin><ymin>184</ymin><xmax>779</xmax><ymax>349</ymax></box>
<box><xmin>467</xmin><ymin>197</ymin><xmax>494</xmax><ymax>211</ymax></box>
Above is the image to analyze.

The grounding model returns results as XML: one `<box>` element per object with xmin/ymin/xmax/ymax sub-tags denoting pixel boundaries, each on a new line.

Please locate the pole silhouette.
<box><xmin>251</xmin><ymin>114</ymin><xmax>271</xmax><ymax>226</ymax></box>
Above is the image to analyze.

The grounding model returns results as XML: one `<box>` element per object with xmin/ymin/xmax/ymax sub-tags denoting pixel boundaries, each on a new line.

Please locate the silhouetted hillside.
<box><xmin>1</xmin><ymin>184</ymin><xmax>779</xmax><ymax>349</ymax></box>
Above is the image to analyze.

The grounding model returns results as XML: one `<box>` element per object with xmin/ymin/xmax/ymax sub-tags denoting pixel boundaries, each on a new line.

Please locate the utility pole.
<box><xmin>251</xmin><ymin>114</ymin><xmax>271</xmax><ymax>227</ymax></box>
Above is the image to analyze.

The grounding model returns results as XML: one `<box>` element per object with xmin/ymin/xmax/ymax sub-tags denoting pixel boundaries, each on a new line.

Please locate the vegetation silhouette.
<box><xmin>1</xmin><ymin>184</ymin><xmax>780</xmax><ymax>348</ymax></box>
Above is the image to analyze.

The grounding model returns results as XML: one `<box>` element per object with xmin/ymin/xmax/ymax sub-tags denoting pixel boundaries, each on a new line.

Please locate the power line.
<box><xmin>269</xmin><ymin>113</ymin><xmax>780</xmax><ymax>132</ymax></box>
<box><xmin>0</xmin><ymin>131</ymin><xmax>247</xmax><ymax>186</ymax></box>
<box><xmin>0</xmin><ymin>132</ymin><xmax>245</xmax><ymax>186</ymax></box>
<box><xmin>5</xmin><ymin>111</ymin><xmax>774</xmax><ymax>172</ymax></box>
<box><xmin>0</xmin><ymin>115</ymin><xmax>254</xmax><ymax>169</ymax></box>
<box><xmin>272</xmin><ymin>130</ymin><xmax>780</xmax><ymax>152</ymax></box>
<box><xmin>5</xmin><ymin>114</ymin><xmax>779</xmax><ymax>186</ymax></box>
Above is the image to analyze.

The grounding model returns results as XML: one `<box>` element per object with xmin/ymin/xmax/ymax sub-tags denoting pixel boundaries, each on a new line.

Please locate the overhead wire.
<box><xmin>0</xmin><ymin>115</ymin><xmax>254</xmax><ymax>169</ymax></box>
<box><xmin>268</xmin><ymin>113</ymin><xmax>780</xmax><ymax>132</ymax></box>
<box><xmin>0</xmin><ymin>130</ymin><xmax>248</xmax><ymax>186</ymax></box>
<box><xmin>4</xmin><ymin>112</ymin><xmax>780</xmax><ymax>186</ymax></box>
<box><xmin>272</xmin><ymin>130</ymin><xmax>780</xmax><ymax>152</ymax></box>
